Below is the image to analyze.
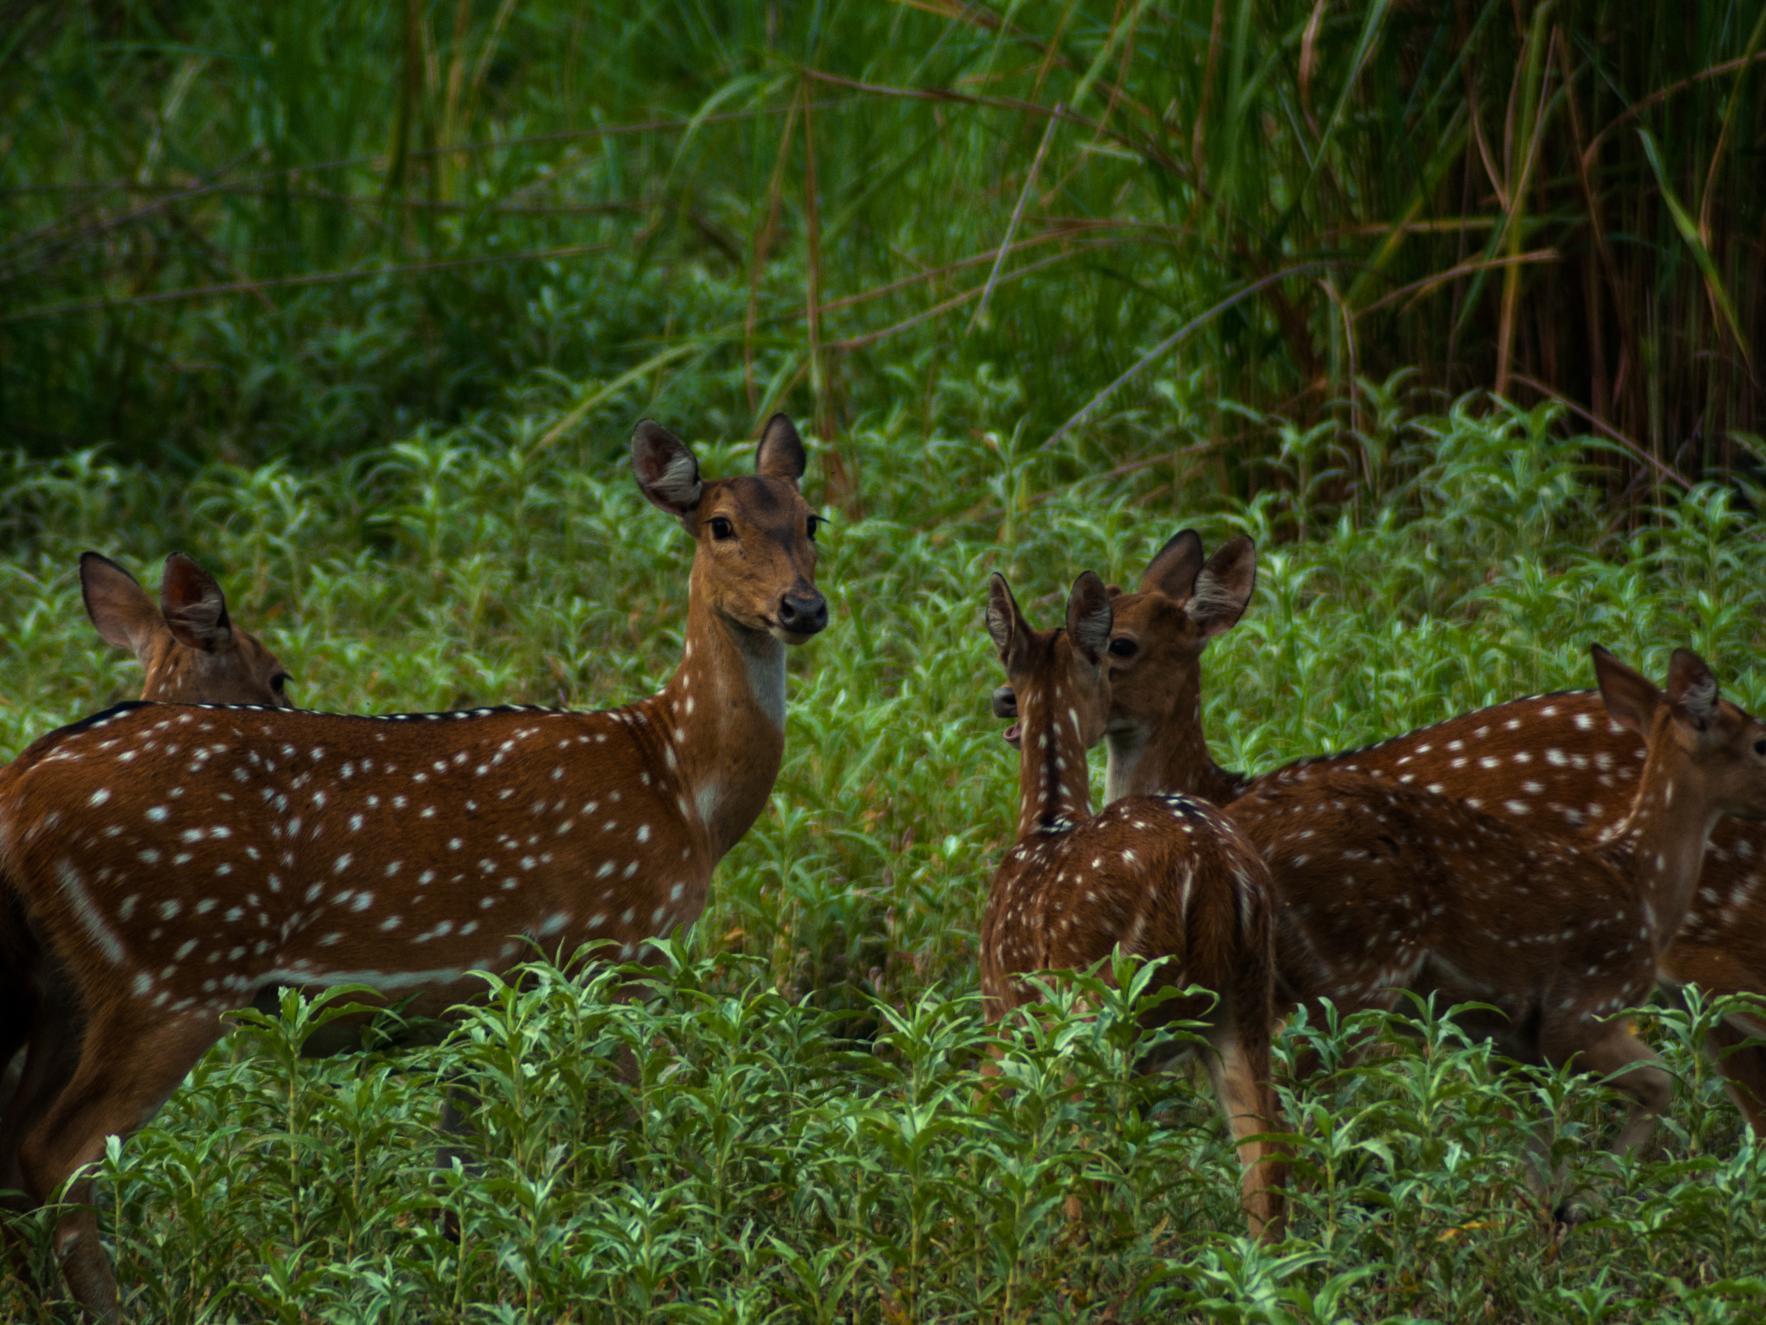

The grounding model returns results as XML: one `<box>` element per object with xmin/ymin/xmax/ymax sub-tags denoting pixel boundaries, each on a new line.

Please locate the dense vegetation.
<box><xmin>4</xmin><ymin>406</ymin><xmax>1766</xmax><ymax>1320</ymax></box>
<box><xmin>6</xmin><ymin>2</ymin><xmax>1766</xmax><ymax>1320</ymax></box>
<box><xmin>3</xmin><ymin>2</ymin><xmax>1762</xmax><ymax>483</ymax></box>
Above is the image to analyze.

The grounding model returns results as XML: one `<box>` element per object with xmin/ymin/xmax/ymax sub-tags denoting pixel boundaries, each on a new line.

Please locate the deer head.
<box><xmin>80</xmin><ymin>551</ymin><xmax>291</xmax><ymax>707</ymax></box>
<box><xmin>987</xmin><ymin>571</ymin><xmax>1114</xmax><ymax>747</ymax></box>
<box><xmin>631</xmin><ymin>414</ymin><xmax>827</xmax><ymax>644</ymax></box>
<box><xmin>1594</xmin><ymin>644</ymin><xmax>1766</xmax><ymax>822</ymax></box>
<box><xmin>1102</xmin><ymin>530</ymin><xmax>1255</xmax><ymax>738</ymax></box>
<box><xmin>986</xmin><ymin>571</ymin><xmax>1113</xmax><ymax>836</ymax></box>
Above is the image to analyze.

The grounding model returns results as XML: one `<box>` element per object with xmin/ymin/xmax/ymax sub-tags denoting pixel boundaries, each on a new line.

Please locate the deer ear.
<box><xmin>631</xmin><ymin>420</ymin><xmax>703</xmax><ymax>517</ymax></box>
<box><xmin>1066</xmin><ymin>571</ymin><xmax>1114</xmax><ymax>664</ymax></box>
<box><xmin>81</xmin><ymin>552</ymin><xmax>159</xmax><ymax>654</ymax></box>
<box><xmin>1190</xmin><ymin>535</ymin><xmax>1256</xmax><ymax>638</ymax></box>
<box><xmin>1592</xmin><ymin>644</ymin><xmax>1662</xmax><ymax>736</ymax></box>
<box><xmin>160</xmin><ymin>553</ymin><xmax>232</xmax><ymax>653</ymax></box>
<box><xmin>1139</xmin><ymin>529</ymin><xmax>1204</xmax><ymax>598</ymax></box>
<box><xmin>755</xmin><ymin>413</ymin><xmax>807</xmax><ymax>485</ymax></box>
<box><xmin>986</xmin><ymin>573</ymin><xmax>1027</xmax><ymax>667</ymax></box>
<box><xmin>1667</xmin><ymin>648</ymin><xmax>1719</xmax><ymax>730</ymax></box>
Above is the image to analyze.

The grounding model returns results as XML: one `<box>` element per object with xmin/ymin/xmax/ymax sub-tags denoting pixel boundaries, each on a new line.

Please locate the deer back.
<box><xmin>1228</xmin><ymin>768</ymin><xmax>1653</xmax><ymax>1029</ymax></box>
<box><xmin>1268</xmin><ymin>689</ymin><xmax>1643</xmax><ymax>829</ymax></box>
<box><xmin>0</xmin><ymin>701</ymin><xmax>713</xmax><ymax>1022</ymax></box>
<box><xmin>983</xmin><ymin>792</ymin><xmax>1273</xmax><ymax>1019</ymax></box>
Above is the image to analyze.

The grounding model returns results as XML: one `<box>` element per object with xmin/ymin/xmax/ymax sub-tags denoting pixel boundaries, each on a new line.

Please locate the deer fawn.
<box><xmin>1227</xmin><ymin>647</ymin><xmax>1766</xmax><ymax>1185</ymax></box>
<box><xmin>1</xmin><ymin>552</ymin><xmax>293</xmax><ymax>1205</ymax></box>
<box><xmin>982</xmin><ymin>571</ymin><xmax>1285</xmax><ymax>1241</ymax></box>
<box><xmin>0</xmin><ymin>416</ymin><xmax>826</xmax><ymax>1320</ymax></box>
<box><xmin>1100</xmin><ymin>529</ymin><xmax>1766</xmax><ymax>1130</ymax></box>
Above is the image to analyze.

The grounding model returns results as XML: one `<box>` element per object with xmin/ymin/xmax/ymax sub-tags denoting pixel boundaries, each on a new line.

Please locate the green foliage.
<box><xmin>5</xmin><ymin>395</ymin><xmax>1766</xmax><ymax>1318</ymax></box>
<box><xmin>3</xmin><ymin>1</ymin><xmax>1761</xmax><ymax>481</ymax></box>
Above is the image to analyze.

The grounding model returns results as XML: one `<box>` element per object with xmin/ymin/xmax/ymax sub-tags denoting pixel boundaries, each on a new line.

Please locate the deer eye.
<box><xmin>1754</xmin><ymin>737</ymin><xmax>1766</xmax><ymax>757</ymax></box>
<box><xmin>709</xmin><ymin>517</ymin><xmax>735</xmax><ymax>542</ymax></box>
<box><xmin>807</xmin><ymin>514</ymin><xmax>825</xmax><ymax>542</ymax></box>
<box><xmin>1108</xmin><ymin>637</ymin><xmax>1139</xmax><ymax>658</ymax></box>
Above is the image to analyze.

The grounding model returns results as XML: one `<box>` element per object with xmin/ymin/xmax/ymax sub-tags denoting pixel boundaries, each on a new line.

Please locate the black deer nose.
<box><xmin>778</xmin><ymin>589</ymin><xmax>828</xmax><ymax>637</ymax></box>
<box><xmin>992</xmin><ymin>686</ymin><xmax>1018</xmax><ymax>719</ymax></box>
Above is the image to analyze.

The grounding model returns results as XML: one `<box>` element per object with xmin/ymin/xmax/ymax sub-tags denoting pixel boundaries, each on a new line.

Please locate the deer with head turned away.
<box><xmin>78</xmin><ymin>551</ymin><xmax>294</xmax><ymax>709</ymax></box>
<box><xmin>1098</xmin><ymin>529</ymin><xmax>1766</xmax><ymax>1131</ymax></box>
<box><xmin>1</xmin><ymin>551</ymin><xmax>295</xmax><ymax>1208</ymax></box>
<box><xmin>0</xmin><ymin>415</ymin><xmax>827</xmax><ymax>1321</ymax></box>
<box><xmin>1224</xmin><ymin>646</ymin><xmax>1766</xmax><ymax>1196</ymax></box>
<box><xmin>982</xmin><ymin>570</ymin><xmax>1286</xmax><ymax>1242</ymax></box>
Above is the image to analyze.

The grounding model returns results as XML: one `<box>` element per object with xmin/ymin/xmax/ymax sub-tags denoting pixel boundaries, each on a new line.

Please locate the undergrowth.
<box><xmin>3</xmin><ymin>394</ymin><xmax>1766</xmax><ymax>1319</ymax></box>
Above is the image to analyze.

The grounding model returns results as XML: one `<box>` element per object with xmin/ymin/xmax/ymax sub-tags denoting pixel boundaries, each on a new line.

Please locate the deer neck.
<box><xmin>1015</xmin><ymin>682</ymin><xmax>1094</xmax><ymax>840</ymax></box>
<box><xmin>654</xmin><ymin>584</ymin><xmax>788</xmax><ymax>863</ymax></box>
<box><xmin>1605</xmin><ymin>736</ymin><xmax>1719</xmax><ymax>952</ymax></box>
<box><xmin>1105</xmin><ymin>658</ymin><xmax>1244</xmax><ymax>806</ymax></box>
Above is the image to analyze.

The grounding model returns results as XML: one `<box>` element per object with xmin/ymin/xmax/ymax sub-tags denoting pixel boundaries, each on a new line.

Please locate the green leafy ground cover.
<box><xmin>4</xmin><ymin>396</ymin><xmax>1766</xmax><ymax>1321</ymax></box>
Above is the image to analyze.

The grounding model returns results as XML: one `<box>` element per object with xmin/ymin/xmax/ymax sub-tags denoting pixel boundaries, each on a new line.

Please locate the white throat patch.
<box><xmin>740</xmin><ymin>633</ymin><xmax>787</xmax><ymax>731</ymax></box>
<box><xmin>1105</xmin><ymin>731</ymin><xmax>1147</xmax><ymax>804</ymax></box>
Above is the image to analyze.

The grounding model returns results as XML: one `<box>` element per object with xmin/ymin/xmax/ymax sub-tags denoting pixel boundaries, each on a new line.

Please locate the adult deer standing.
<box><xmin>1225</xmin><ymin>647</ymin><xmax>1766</xmax><ymax>1183</ymax></box>
<box><xmin>1</xmin><ymin>552</ymin><xmax>294</xmax><ymax>1194</ymax></box>
<box><xmin>982</xmin><ymin>571</ymin><xmax>1285</xmax><ymax>1241</ymax></box>
<box><xmin>1101</xmin><ymin>530</ymin><xmax>1766</xmax><ymax>1129</ymax></box>
<box><xmin>0</xmin><ymin>416</ymin><xmax>827</xmax><ymax>1320</ymax></box>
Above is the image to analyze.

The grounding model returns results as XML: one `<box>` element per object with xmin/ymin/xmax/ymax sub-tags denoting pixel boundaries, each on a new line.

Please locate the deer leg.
<box><xmin>16</xmin><ymin>1007</ymin><xmax>220</xmax><ymax>1322</ymax></box>
<box><xmin>0</xmin><ymin>1002</ymin><xmax>83</xmax><ymax>1206</ymax></box>
<box><xmin>435</xmin><ymin>1087</ymin><xmax>477</xmax><ymax>1177</ymax></box>
<box><xmin>0</xmin><ymin>962</ymin><xmax>89</xmax><ymax>1196</ymax></box>
<box><xmin>1704</xmin><ymin>1017</ymin><xmax>1766</xmax><ymax>1132</ymax></box>
<box><xmin>432</xmin><ymin>1080</ymin><xmax>484</xmax><ymax>1243</ymax></box>
<box><xmin>0</xmin><ymin>1025</ymin><xmax>23</xmax><ymax>1113</ymax></box>
<box><xmin>0</xmin><ymin>1011</ymin><xmax>34</xmax><ymax>1207</ymax></box>
<box><xmin>0</xmin><ymin>974</ymin><xmax>32</xmax><ymax>1127</ymax></box>
<box><xmin>1205</xmin><ymin>1020</ymin><xmax>1287</xmax><ymax>1243</ymax></box>
<box><xmin>0</xmin><ymin>995</ymin><xmax>48</xmax><ymax>1282</ymax></box>
<box><xmin>1564</xmin><ymin>1022</ymin><xmax>1672</xmax><ymax>1161</ymax></box>
<box><xmin>1658</xmin><ymin>950</ymin><xmax>1766</xmax><ymax>1132</ymax></box>
<box><xmin>1534</xmin><ymin>1012</ymin><xmax>1670</xmax><ymax>1223</ymax></box>
<box><xmin>0</xmin><ymin>888</ymin><xmax>31</xmax><ymax>1106</ymax></box>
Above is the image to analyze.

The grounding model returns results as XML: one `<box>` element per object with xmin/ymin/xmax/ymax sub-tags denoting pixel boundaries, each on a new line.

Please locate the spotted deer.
<box><xmin>982</xmin><ymin>571</ymin><xmax>1285</xmax><ymax>1241</ymax></box>
<box><xmin>1227</xmin><ymin>647</ymin><xmax>1766</xmax><ymax>1186</ymax></box>
<box><xmin>1</xmin><ymin>551</ymin><xmax>294</xmax><ymax>1202</ymax></box>
<box><xmin>0</xmin><ymin>415</ymin><xmax>827</xmax><ymax>1320</ymax></box>
<box><xmin>1099</xmin><ymin>530</ymin><xmax>1766</xmax><ymax>1129</ymax></box>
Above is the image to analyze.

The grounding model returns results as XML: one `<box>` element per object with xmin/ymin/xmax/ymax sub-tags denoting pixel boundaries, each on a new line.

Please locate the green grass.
<box><xmin>3</xmin><ymin>1</ymin><xmax>1762</xmax><ymax>483</ymax></box>
<box><xmin>4</xmin><ymin>397</ymin><xmax>1766</xmax><ymax>1320</ymax></box>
